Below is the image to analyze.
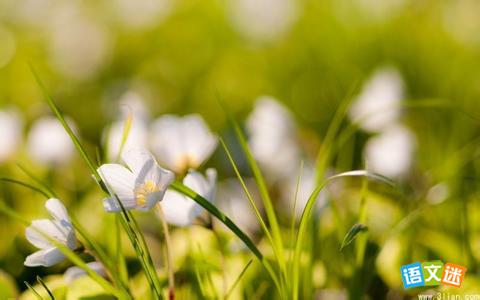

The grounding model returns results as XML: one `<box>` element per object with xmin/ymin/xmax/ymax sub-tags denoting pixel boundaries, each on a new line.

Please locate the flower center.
<box><xmin>174</xmin><ymin>155</ymin><xmax>198</xmax><ymax>173</ymax></box>
<box><xmin>135</xmin><ymin>180</ymin><xmax>159</xmax><ymax>206</ymax></box>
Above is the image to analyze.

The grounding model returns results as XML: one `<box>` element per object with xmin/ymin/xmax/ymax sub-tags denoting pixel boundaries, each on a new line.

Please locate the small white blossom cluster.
<box><xmin>22</xmin><ymin>105</ymin><xmax>219</xmax><ymax>276</ymax></box>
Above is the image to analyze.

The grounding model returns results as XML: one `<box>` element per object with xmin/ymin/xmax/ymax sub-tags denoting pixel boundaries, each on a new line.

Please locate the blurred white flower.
<box><xmin>217</xmin><ymin>178</ymin><xmax>261</xmax><ymax>234</ymax></box>
<box><xmin>105</xmin><ymin>119</ymin><xmax>148</xmax><ymax>162</ymax></box>
<box><xmin>161</xmin><ymin>168</ymin><xmax>216</xmax><ymax>227</ymax></box>
<box><xmin>349</xmin><ymin>67</ymin><xmax>404</xmax><ymax>132</ymax></box>
<box><xmin>150</xmin><ymin>114</ymin><xmax>218</xmax><ymax>174</ymax></box>
<box><xmin>98</xmin><ymin>148</ymin><xmax>174</xmax><ymax>212</ymax></box>
<box><xmin>0</xmin><ymin>108</ymin><xmax>22</xmax><ymax>163</ymax></box>
<box><xmin>9</xmin><ymin>0</ymin><xmax>54</xmax><ymax>26</ymax></box>
<box><xmin>228</xmin><ymin>0</ymin><xmax>298</xmax><ymax>42</ymax></box>
<box><xmin>27</xmin><ymin>116</ymin><xmax>75</xmax><ymax>165</ymax></box>
<box><xmin>281</xmin><ymin>164</ymin><xmax>328</xmax><ymax>219</ymax></box>
<box><xmin>64</xmin><ymin>261</ymin><xmax>106</xmax><ymax>283</ymax></box>
<box><xmin>24</xmin><ymin>198</ymin><xmax>78</xmax><ymax>267</ymax></box>
<box><xmin>354</xmin><ymin>0</ymin><xmax>407</xmax><ymax>23</ymax></box>
<box><xmin>247</xmin><ymin>96</ymin><xmax>300</xmax><ymax>180</ymax></box>
<box><xmin>118</xmin><ymin>91</ymin><xmax>150</xmax><ymax>122</ymax></box>
<box><xmin>443</xmin><ymin>0</ymin><xmax>480</xmax><ymax>47</ymax></box>
<box><xmin>365</xmin><ymin>125</ymin><xmax>415</xmax><ymax>178</ymax></box>
<box><xmin>48</xmin><ymin>5</ymin><xmax>111</xmax><ymax>80</ymax></box>
<box><xmin>104</xmin><ymin>91</ymin><xmax>149</xmax><ymax>161</ymax></box>
<box><xmin>114</xmin><ymin>0</ymin><xmax>172</xmax><ymax>29</ymax></box>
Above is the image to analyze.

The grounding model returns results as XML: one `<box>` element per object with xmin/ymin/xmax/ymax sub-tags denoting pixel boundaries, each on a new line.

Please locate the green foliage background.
<box><xmin>1</xmin><ymin>0</ymin><xmax>480</xmax><ymax>299</ymax></box>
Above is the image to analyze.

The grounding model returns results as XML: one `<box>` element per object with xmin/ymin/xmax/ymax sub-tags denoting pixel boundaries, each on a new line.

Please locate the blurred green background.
<box><xmin>1</xmin><ymin>0</ymin><xmax>480</xmax><ymax>299</ymax></box>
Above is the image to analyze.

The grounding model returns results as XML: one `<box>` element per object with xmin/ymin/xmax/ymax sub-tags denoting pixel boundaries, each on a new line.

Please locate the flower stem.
<box><xmin>157</xmin><ymin>204</ymin><xmax>175</xmax><ymax>300</ymax></box>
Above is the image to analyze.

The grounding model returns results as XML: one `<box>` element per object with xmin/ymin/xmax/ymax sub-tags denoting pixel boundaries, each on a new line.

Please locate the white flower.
<box><xmin>24</xmin><ymin>198</ymin><xmax>78</xmax><ymax>267</ymax></box>
<box><xmin>246</xmin><ymin>96</ymin><xmax>301</xmax><ymax>180</ymax></box>
<box><xmin>349</xmin><ymin>67</ymin><xmax>404</xmax><ymax>132</ymax></box>
<box><xmin>160</xmin><ymin>169</ymin><xmax>217</xmax><ymax>227</ymax></box>
<box><xmin>64</xmin><ymin>261</ymin><xmax>106</xmax><ymax>283</ymax></box>
<box><xmin>365</xmin><ymin>125</ymin><xmax>415</xmax><ymax>178</ymax></box>
<box><xmin>114</xmin><ymin>0</ymin><xmax>173</xmax><ymax>29</ymax></box>
<box><xmin>104</xmin><ymin>91</ymin><xmax>150</xmax><ymax>161</ymax></box>
<box><xmin>150</xmin><ymin>114</ymin><xmax>218</xmax><ymax>174</ymax></box>
<box><xmin>0</xmin><ymin>108</ymin><xmax>22</xmax><ymax>163</ymax></box>
<box><xmin>228</xmin><ymin>0</ymin><xmax>298</xmax><ymax>42</ymax></box>
<box><xmin>98</xmin><ymin>148</ymin><xmax>174</xmax><ymax>212</ymax></box>
<box><xmin>27</xmin><ymin>116</ymin><xmax>75</xmax><ymax>165</ymax></box>
<box><xmin>105</xmin><ymin>119</ymin><xmax>148</xmax><ymax>161</ymax></box>
<box><xmin>48</xmin><ymin>3</ymin><xmax>111</xmax><ymax>80</ymax></box>
<box><xmin>216</xmin><ymin>178</ymin><xmax>261</xmax><ymax>234</ymax></box>
<box><xmin>280</xmin><ymin>164</ymin><xmax>328</xmax><ymax>219</ymax></box>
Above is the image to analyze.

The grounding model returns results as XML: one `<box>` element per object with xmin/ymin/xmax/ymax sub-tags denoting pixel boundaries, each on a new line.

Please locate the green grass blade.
<box><xmin>225</xmin><ymin>259</ymin><xmax>253</xmax><ymax>299</ymax></box>
<box><xmin>226</xmin><ymin>111</ymin><xmax>287</xmax><ymax>287</ymax></box>
<box><xmin>0</xmin><ymin>177</ymin><xmax>50</xmax><ymax>199</ymax></box>
<box><xmin>16</xmin><ymin>164</ymin><xmax>57</xmax><ymax>198</ymax></box>
<box><xmin>291</xmin><ymin>170</ymin><xmax>394</xmax><ymax>300</ymax></box>
<box><xmin>219</xmin><ymin>139</ymin><xmax>280</xmax><ymax>259</ymax></box>
<box><xmin>25</xmin><ymin>281</ymin><xmax>43</xmax><ymax>300</ymax></box>
<box><xmin>28</xmin><ymin>63</ymin><xmax>102</xmax><ymax>184</ymax></box>
<box><xmin>169</xmin><ymin>180</ymin><xmax>283</xmax><ymax>295</ymax></box>
<box><xmin>36</xmin><ymin>276</ymin><xmax>54</xmax><ymax>299</ymax></box>
<box><xmin>30</xmin><ymin>66</ymin><xmax>161</xmax><ymax>298</ymax></box>
<box><xmin>314</xmin><ymin>92</ymin><xmax>355</xmax><ymax>184</ymax></box>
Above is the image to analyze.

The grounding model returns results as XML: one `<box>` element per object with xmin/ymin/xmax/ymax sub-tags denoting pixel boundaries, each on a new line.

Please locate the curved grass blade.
<box><xmin>291</xmin><ymin>170</ymin><xmax>394</xmax><ymax>300</ymax></box>
<box><xmin>219</xmin><ymin>138</ymin><xmax>282</xmax><ymax>269</ymax></box>
<box><xmin>24</xmin><ymin>281</ymin><xmax>42</xmax><ymax>300</ymax></box>
<box><xmin>220</xmin><ymin>103</ymin><xmax>287</xmax><ymax>293</ymax></box>
<box><xmin>16</xmin><ymin>163</ymin><xmax>57</xmax><ymax>198</ymax></box>
<box><xmin>0</xmin><ymin>177</ymin><xmax>50</xmax><ymax>199</ymax></box>
<box><xmin>29</xmin><ymin>63</ymin><xmax>101</xmax><ymax>184</ymax></box>
<box><xmin>225</xmin><ymin>259</ymin><xmax>253</xmax><ymax>300</ymax></box>
<box><xmin>36</xmin><ymin>276</ymin><xmax>54</xmax><ymax>299</ymax></box>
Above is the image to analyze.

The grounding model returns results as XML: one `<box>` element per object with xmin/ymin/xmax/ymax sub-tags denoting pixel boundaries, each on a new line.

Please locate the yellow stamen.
<box><xmin>135</xmin><ymin>180</ymin><xmax>159</xmax><ymax>207</ymax></box>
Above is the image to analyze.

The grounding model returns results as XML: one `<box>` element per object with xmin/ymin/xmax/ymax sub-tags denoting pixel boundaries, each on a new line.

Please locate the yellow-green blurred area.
<box><xmin>1</xmin><ymin>0</ymin><xmax>480</xmax><ymax>299</ymax></box>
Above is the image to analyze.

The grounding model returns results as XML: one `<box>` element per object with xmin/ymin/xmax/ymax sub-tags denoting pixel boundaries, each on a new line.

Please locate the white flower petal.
<box><xmin>24</xmin><ymin>247</ymin><xmax>65</xmax><ymax>267</ymax></box>
<box><xmin>45</xmin><ymin>198</ymin><xmax>70</xmax><ymax>223</ymax></box>
<box><xmin>182</xmin><ymin>115</ymin><xmax>218</xmax><ymax>168</ymax></box>
<box><xmin>28</xmin><ymin>219</ymin><xmax>77</xmax><ymax>250</ymax></box>
<box><xmin>103</xmin><ymin>197</ymin><xmax>136</xmax><ymax>212</ymax></box>
<box><xmin>184</xmin><ymin>169</ymin><xmax>216</xmax><ymax>202</ymax></box>
<box><xmin>160</xmin><ymin>190</ymin><xmax>197</xmax><ymax>227</ymax></box>
<box><xmin>64</xmin><ymin>261</ymin><xmax>106</xmax><ymax>283</ymax></box>
<box><xmin>122</xmin><ymin>147</ymin><xmax>156</xmax><ymax>175</ymax></box>
<box><xmin>105</xmin><ymin>118</ymin><xmax>148</xmax><ymax>161</ymax></box>
<box><xmin>349</xmin><ymin>67</ymin><xmax>404</xmax><ymax>132</ymax></box>
<box><xmin>0</xmin><ymin>108</ymin><xmax>23</xmax><ymax>163</ymax></box>
<box><xmin>134</xmin><ymin>164</ymin><xmax>174</xmax><ymax>211</ymax></box>
<box><xmin>150</xmin><ymin>115</ymin><xmax>185</xmax><ymax>170</ymax></box>
<box><xmin>26</xmin><ymin>116</ymin><xmax>75</xmax><ymax>165</ymax></box>
<box><xmin>25</xmin><ymin>220</ymin><xmax>54</xmax><ymax>249</ymax></box>
<box><xmin>97</xmin><ymin>163</ymin><xmax>136</xmax><ymax>201</ymax></box>
<box><xmin>365</xmin><ymin>125</ymin><xmax>415</xmax><ymax>178</ymax></box>
<box><xmin>150</xmin><ymin>114</ymin><xmax>217</xmax><ymax>172</ymax></box>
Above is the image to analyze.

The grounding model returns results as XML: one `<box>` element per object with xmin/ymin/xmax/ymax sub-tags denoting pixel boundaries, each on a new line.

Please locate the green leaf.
<box><xmin>340</xmin><ymin>224</ymin><xmax>368</xmax><ymax>251</ymax></box>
